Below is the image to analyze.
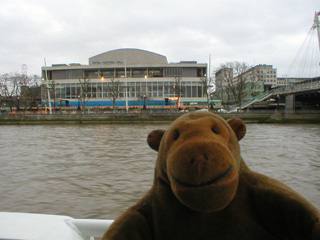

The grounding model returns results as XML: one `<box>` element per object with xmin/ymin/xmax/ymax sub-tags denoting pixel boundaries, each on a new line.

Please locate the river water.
<box><xmin>0</xmin><ymin>123</ymin><xmax>319</xmax><ymax>220</ymax></box>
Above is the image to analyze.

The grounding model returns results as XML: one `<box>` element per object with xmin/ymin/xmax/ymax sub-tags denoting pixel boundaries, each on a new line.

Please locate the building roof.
<box><xmin>42</xmin><ymin>48</ymin><xmax>206</xmax><ymax>71</ymax></box>
<box><xmin>89</xmin><ymin>48</ymin><xmax>168</xmax><ymax>66</ymax></box>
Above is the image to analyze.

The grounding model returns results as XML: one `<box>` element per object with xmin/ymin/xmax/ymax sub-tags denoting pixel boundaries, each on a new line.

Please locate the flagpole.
<box><xmin>44</xmin><ymin>58</ymin><xmax>52</xmax><ymax>114</ymax></box>
<box><xmin>125</xmin><ymin>55</ymin><xmax>128</xmax><ymax>113</ymax></box>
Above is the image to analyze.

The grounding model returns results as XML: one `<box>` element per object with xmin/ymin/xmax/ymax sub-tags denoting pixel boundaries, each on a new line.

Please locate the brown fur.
<box><xmin>103</xmin><ymin>111</ymin><xmax>320</xmax><ymax>240</ymax></box>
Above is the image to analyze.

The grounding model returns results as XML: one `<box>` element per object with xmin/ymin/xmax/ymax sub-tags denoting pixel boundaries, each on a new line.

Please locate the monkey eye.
<box><xmin>173</xmin><ymin>130</ymin><xmax>180</xmax><ymax>140</ymax></box>
<box><xmin>212</xmin><ymin>127</ymin><xmax>220</xmax><ymax>134</ymax></box>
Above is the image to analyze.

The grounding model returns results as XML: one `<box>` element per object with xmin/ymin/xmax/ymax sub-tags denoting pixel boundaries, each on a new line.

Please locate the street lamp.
<box><xmin>77</xmin><ymin>95</ymin><xmax>81</xmax><ymax>110</ymax></box>
<box><xmin>141</xmin><ymin>95</ymin><xmax>147</xmax><ymax>109</ymax></box>
<box><xmin>17</xmin><ymin>96</ymin><xmax>20</xmax><ymax>111</ymax></box>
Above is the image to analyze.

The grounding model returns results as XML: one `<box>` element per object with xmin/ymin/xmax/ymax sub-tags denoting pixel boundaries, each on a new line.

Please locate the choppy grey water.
<box><xmin>0</xmin><ymin>123</ymin><xmax>319</xmax><ymax>220</ymax></box>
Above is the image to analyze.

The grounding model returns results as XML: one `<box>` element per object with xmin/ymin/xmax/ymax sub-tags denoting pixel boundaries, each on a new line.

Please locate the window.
<box><xmin>52</xmin><ymin>70</ymin><xmax>66</xmax><ymax>80</ymax></box>
<box><xmin>119</xmin><ymin>82</ymin><xmax>125</xmax><ymax>98</ymax></box>
<box><xmin>152</xmin><ymin>82</ymin><xmax>157</xmax><ymax>97</ymax></box>
<box><xmin>60</xmin><ymin>84</ymin><xmax>65</xmax><ymax>98</ymax></box>
<box><xmin>158</xmin><ymin>82</ymin><xmax>163</xmax><ymax>97</ymax></box>
<box><xmin>66</xmin><ymin>84</ymin><xmax>71</xmax><ymax>99</ymax></box>
<box><xmin>148</xmin><ymin>69</ymin><xmax>163</xmax><ymax>77</ymax></box>
<box><xmin>55</xmin><ymin>86</ymin><xmax>61</xmax><ymax>99</ymax></box>
<box><xmin>164</xmin><ymin>68</ymin><xmax>182</xmax><ymax>77</ymax></box>
<box><xmin>136</xmin><ymin>82</ymin><xmax>141</xmax><ymax>96</ymax></box>
<box><xmin>132</xmin><ymin>69</ymin><xmax>147</xmax><ymax>78</ymax></box>
<box><xmin>198</xmin><ymin>85</ymin><xmax>203</xmax><ymax>97</ymax></box>
<box><xmin>186</xmin><ymin>82</ymin><xmax>192</xmax><ymax>97</ymax></box>
<box><xmin>145</xmin><ymin>82</ymin><xmax>151</xmax><ymax>97</ymax></box>
<box><xmin>180</xmin><ymin>82</ymin><xmax>186</xmax><ymax>97</ymax></box>
<box><xmin>116</xmin><ymin>69</ymin><xmax>125</xmax><ymax>78</ymax></box>
<box><xmin>101</xmin><ymin>70</ymin><xmax>114</xmax><ymax>78</ymax></box>
<box><xmin>66</xmin><ymin>70</ymin><xmax>83</xmax><ymax>79</ymax></box>
<box><xmin>97</xmin><ymin>83</ymin><xmax>102</xmax><ymax>98</ymax></box>
<box><xmin>76</xmin><ymin>85</ymin><xmax>80</xmax><ymax>97</ymax></box>
<box><xmin>192</xmin><ymin>82</ymin><xmax>198</xmax><ymax>97</ymax></box>
<box><xmin>85</xmin><ymin>71</ymin><xmax>98</xmax><ymax>78</ymax></box>
<box><xmin>103</xmin><ymin>83</ymin><xmax>108</xmax><ymax>97</ymax></box>
<box><xmin>197</xmin><ymin>68</ymin><xmax>205</xmax><ymax>77</ymax></box>
<box><xmin>70</xmin><ymin>84</ymin><xmax>76</xmax><ymax>98</ymax></box>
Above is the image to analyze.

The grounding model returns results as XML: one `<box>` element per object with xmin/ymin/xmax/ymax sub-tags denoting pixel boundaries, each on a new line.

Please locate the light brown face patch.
<box><xmin>161</xmin><ymin>115</ymin><xmax>240</xmax><ymax>212</ymax></box>
<box><xmin>147</xmin><ymin>111</ymin><xmax>246</xmax><ymax>212</ymax></box>
<box><xmin>171</xmin><ymin>165</ymin><xmax>234</xmax><ymax>188</ymax></box>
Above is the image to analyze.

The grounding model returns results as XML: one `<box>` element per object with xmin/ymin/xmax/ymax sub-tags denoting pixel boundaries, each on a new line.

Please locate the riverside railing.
<box><xmin>273</xmin><ymin>78</ymin><xmax>320</xmax><ymax>95</ymax></box>
<box><xmin>0</xmin><ymin>111</ymin><xmax>184</xmax><ymax>122</ymax></box>
<box><xmin>227</xmin><ymin>90</ymin><xmax>274</xmax><ymax>113</ymax></box>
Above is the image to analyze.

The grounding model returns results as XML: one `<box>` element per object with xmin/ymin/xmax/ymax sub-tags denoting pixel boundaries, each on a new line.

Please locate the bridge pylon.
<box><xmin>312</xmin><ymin>11</ymin><xmax>320</xmax><ymax>60</ymax></box>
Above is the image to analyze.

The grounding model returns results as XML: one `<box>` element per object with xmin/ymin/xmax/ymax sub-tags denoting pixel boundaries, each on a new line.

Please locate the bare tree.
<box><xmin>28</xmin><ymin>75</ymin><xmax>42</xmax><ymax>108</ymax></box>
<box><xmin>48</xmin><ymin>80</ymin><xmax>57</xmax><ymax>109</ymax></box>
<box><xmin>20</xmin><ymin>74</ymin><xmax>42</xmax><ymax>110</ymax></box>
<box><xmin>0</xmin><ymin>73</ymin><xmax>42</xmax><ymax>111</ymax></box>
<box><xmin>172</xmin><ymin>77</ymin><xmax>183</xmax><ymax>110</ymax></box>
<box><xmin>199</xmin><ymin>76</ymin><xmax>213</xmax><ymax>110</ymax></box>
<box><xmin>212</xmin><ymin>84</ymin><xmax>230</xmax><ymax>110</ymax></box>
<box><xmin>79</xmin><ymin>78</ymin><xmax>91</xmax><ymax>112</ymax></box>
<box><xmin>213</xmin><ymin>68</ymin><xmax>232</xmax><ymax>110</ymax></box>
<box><xmin>215</xmin><ymin>62</ymin><xmax>252</xmax><ymax>110</ymax></box>
<box><xmin>0</xmin><ymin>74</ymin><xmax>13</xmax><ymax>110</ymax></box>
<box><xmin>107</xmin><ymin>77</ymin><xmax>120</xmax><ymax>112</ymax></box>
<box><xmin>0</xmin><ymin>73</ymin><xmax>23</xmax><ymax>111</ymax></box>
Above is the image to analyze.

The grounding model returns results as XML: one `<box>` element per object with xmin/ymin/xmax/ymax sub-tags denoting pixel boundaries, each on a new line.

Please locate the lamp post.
<box><xmin>142</xmin><ymin>95</ymin><xmax>147</xmax><ymax>109</ymax></box>
<box><xmin>77</xmin><ymin>95</ymin><xmax>81</xmax><ymax>110</ymax></box>
<box><xmin>17</xmin><ymin>96</ymin><xmax>20</xmax><ymax>111</ymax></box>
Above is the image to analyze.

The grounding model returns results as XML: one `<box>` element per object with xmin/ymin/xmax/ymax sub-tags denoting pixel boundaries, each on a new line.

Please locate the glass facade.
<box><xmin>43</xmin><ymin>52</ymin><xmax>207</xmax><ymax>107</ymax></box>
<box><xmin>53</xmin><ymin>81</ymin><xmax>204</xmax><ymax>100</ymax></box>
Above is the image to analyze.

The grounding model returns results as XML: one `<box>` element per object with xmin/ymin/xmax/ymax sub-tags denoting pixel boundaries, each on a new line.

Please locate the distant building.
<box><xmin>248</xmin><ymin>64</ymin><xmax>277</xmax><ymax>90</ymax></box>
<box><xmin>215</xmin><ymin>64</ymin><xmax>277</xmax><ymax>92</ymax></box>
<box><xmin>214</xmin><ymin>64</ymin><xmax>275</xmax><ymax>106</ymax></box>
<box><xmin>41</xmin><ymin>48</ymin><xmax>207</xmax><ymax>107</ymax></box>
<box><xmin>215</xmin><ymin>68</ymin><xmax>233</xmax><ymax>91</ymax></box>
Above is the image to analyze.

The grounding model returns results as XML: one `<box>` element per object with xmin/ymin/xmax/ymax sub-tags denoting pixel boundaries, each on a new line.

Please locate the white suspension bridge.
<box><xmin>229</xmin><ymin>11</ymin><xmax>320</xmax><ymax>113</ymax></box>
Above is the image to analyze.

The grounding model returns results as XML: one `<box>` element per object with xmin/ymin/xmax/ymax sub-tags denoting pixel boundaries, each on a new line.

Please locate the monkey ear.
<box><xmin>147</xmin><ymin>129</ymin><xmax>165</xmax><ymax>151</ymax></box>
<box><xmin>227</xmin><ymin>118</ymin><xmax>246</xmax><ymax>141</ymax></box>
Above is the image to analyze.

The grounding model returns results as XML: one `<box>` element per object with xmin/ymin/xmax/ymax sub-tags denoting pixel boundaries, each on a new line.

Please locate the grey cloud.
<box><xmin>0</xmin><ymin>0</ymin><xmax>319</xmax><ymax>76</ymax></box>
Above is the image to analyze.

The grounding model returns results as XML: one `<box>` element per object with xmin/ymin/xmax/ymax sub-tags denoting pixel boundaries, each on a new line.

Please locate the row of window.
<box><xmin>265</xmin><ymin>79</ymin><xmax>277</xmax><ymax>83</ymax></box>
<box><xmin>259</xmin><ymin>75</ymin><xmax>277</xmax><ymax>79</ymax></box>
<box><xmin>256</xmin><ymin>70</ymin><xmax>276</xmax><ymax>74</ymax></box>
<box><xmin>51</xmin><ymin>81</ymin><xmax>204</xmax><ymax>99</ymax></box>
<box><xmin>48</xmin><ymin>67</ymin><xmax>205</xmax><ymax>80</ymax></box>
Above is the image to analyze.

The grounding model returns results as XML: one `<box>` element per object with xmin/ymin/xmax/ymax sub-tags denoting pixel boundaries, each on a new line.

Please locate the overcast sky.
<box><xmin>0</xmin><ymin>0</ymin><xmax>319</xmax><ymax>77</ymax></box>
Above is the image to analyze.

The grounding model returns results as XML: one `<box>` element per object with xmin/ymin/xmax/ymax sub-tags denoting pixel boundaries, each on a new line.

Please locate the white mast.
<box><xmin>209</xmin><ymin>54</ymin><xmax>211</xmax><ymax>80</ymax></box>
<box><xmin>312</xmin><ymin>11</ymin><xmax>320</xmax><ymax>56</ymax></box>
<box><xmin>44</xmin><ymin>58</ymin><xmax>52</xmax><ymax>115</ymax></box>
<box><xmin>124</xmin><ymin>55</ymin><xmax>128</xmax><ymax>113</ymax></box>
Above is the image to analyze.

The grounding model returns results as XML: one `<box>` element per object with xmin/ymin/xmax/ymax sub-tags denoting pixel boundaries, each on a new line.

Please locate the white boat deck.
<box><xmin>0</xmin><ymin>212</ymin><xmax>114</xmax><ymax>240</ymax></box>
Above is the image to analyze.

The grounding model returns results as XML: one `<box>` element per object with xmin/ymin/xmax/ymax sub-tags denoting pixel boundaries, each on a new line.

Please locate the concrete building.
<box><xmin>248</xmin><ymin>64</ymin><xmax>277</xmax><ymax>90</ymax></box>
<box><xmin>214</xmin><ymin>65</ymin><xmax>267</xmax><ymax>106</ymax></box>
<box><xmin>215</xmin><ymin>68</ymin><xmax>233</xmax><ymax>90</ymax></box>
<box><xmin>215</xmin><ymin>64</ymin><xmax>277</xmax><ymax>92</ymax></box>
<box><xmin>42</xmin><ymin>48</ymin><xmax>207</xmax><ymax>108</ymax></box>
